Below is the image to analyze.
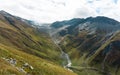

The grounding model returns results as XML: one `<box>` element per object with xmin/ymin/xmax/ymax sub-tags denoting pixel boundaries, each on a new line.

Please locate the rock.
<box><xmin>23</xmin><ymin>63</ymin><xmax>29</xmax><ymax>67</ymax></box>
<box><xmin>23</xmin><ymin>62</ymin><xmax>34</xmax><ymax>70</ymax></box>
<box><xmin>16</xmin><ymin>67</ymin><xmax>27</xmax><ymax>74</ymax></box>
<box><xmin>8</xmin><ymin>58</ymin><xmax>17</xmax><ymax>66</ymax></box>
<box><xmin>30</xmin><ymin>65</ymin><xmax>34</xmax><ymax>70</ymax></box>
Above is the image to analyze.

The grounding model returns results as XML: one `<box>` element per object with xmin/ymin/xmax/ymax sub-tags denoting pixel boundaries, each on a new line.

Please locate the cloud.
<box><xmin>0</xmin><ymin>0</ymin><xmax>120</xmax><ymax>23</ymax></box>
<box><xmin>74</xmin><ymin>6</ymin><xmax>97</xmax><ymax>18</ymax></box>
<box><xmin>113</xmin><ymin>0</ymin><xmax>118</xmax><ymax>4</ymax></box>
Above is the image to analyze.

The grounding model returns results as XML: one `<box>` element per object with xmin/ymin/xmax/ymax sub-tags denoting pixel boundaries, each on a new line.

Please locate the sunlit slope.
<box><xmin>0</xmin><ymin>43</ymin><xmax>77</xmax><ymax>75</ymax></box>
<box><xmin>0</xmin><ymin>11</ymin><xmax>60</xmax><ymax>62</ymax></box>
<box><xmin>0</xmin><ymin>11</ymin><xmax>77</xmax><ymax>75</ymax></box>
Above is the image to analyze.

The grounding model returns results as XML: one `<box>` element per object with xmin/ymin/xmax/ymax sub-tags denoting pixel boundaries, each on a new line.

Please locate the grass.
<box><xmin>0</xmin><ymin>17</ymin><xmax>61</xmax><ymax>63</ymax></box>
<box><xmin>0</xmin><ymin>43</ymin><xmax>77</xmax><ymax>75</ymax></box>
<box><xmin>0</xmin><ymin>58</ymin><xmax>25</xmax><ymax>75</ymax></box>
<box><xmin>60</xmin><ymin>29</ymin><xmax>120</xmax><ymax>75</ymax></box>
<box><xmin>0</xmin><ymin>13</ymin><xmax>77</xmax><ymax>75</ymax></box>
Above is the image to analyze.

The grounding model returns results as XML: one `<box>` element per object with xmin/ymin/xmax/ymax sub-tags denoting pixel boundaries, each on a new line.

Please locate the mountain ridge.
<box><xmin>50</xmin><ymin>16</ymin><xmax>120</xmax><ymax>75</ymax></box>
<box><xmin>0</xmin><ymin>10</ymin><xmax>77</xmax><ymax>75</ymax></box>
<box><xmin>1</xmin><ymin>10</ymin><xmax>120</xmax><ymax>75</ymax></box>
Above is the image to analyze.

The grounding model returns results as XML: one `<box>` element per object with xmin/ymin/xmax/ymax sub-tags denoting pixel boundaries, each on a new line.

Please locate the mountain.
<box><xmin>0</xmin><ymin>10</ymin><xmax>77</xmax><ymax>75</ymax></box>
<box><xmin>50</xmin><ymin>16</ymin><xmax>120</xmax><ymax>75</ymax></box>
<box><xmin>1</xmin><ymin>10</ymin><xmax>120</xmax><ymax>75</ymax></box>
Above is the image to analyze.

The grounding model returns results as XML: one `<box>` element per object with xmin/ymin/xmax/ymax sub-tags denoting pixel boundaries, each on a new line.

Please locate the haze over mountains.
<box><xmin>0</xmin><ymin>10</ymin><xmax>120</xmax><ymax>75</ymax></box>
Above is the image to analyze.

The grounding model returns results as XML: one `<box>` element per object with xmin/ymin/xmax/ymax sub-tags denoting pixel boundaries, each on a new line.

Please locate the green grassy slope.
<box><xmin>0</xmin><ymin>11</ymin><xmax>77</xmax><ymax>75</ymax></box>
<box><xmin>0</xmin><ymin>43</ymin><xmax>77</xmax><ymax>75</ymax></box>
<box><xmin>60</xmin><ymin>30</ymin><xmax>120</xmax><ymax>75</ymax></box>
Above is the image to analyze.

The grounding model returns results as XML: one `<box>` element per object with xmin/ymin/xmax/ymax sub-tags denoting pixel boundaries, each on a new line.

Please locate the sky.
<box><xmin>0</xmin><ymin>0</ymin><xmax>120</xmax><ymax>23</ymax></box>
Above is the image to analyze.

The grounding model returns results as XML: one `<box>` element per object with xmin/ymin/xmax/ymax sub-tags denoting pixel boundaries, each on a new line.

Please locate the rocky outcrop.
<box><xmin>2</xmin><ymin>57</ymin><xmax>34</xmax><ymax>75</ymax></box>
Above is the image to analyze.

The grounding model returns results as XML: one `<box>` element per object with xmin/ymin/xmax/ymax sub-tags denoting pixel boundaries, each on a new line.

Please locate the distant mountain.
<box><xmin>0</xmin><ymin>10</ymin><xmax>76</xmax><ymax>75</ymax></box>
<box><xmin>51</xmin><ymin>16</ymin><xmax>120</xmax><ymax>36</ymax></box>
<box><xmin>51</xmin><ymin>18</ymin><xmax>84</xmax><ymax>28</ymax></box>
<box><xmin>50</xmin><ymin>16</ymin><xmax>120</xmax><ymax>75</ymax></box>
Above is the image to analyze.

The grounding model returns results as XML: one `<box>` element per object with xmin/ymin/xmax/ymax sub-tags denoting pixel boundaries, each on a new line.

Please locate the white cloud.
<box><xmin>0</xmin><ymin>0</ymin><xmax>120</xmax><ymax>23</ymax></box>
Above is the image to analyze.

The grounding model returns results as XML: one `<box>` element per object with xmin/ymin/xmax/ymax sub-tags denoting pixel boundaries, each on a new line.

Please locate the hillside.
<box><xmin>0</xmin><ymin>10</ymin><xmax>77</xmax><ymax>75</ymax></box>
<box><xmin>50</xmin><ymin>16</ymin><xmax>120</xmax><ymax>75</ymax></box>
<box><xmin>1</xmin><ymin>10</ymin><xmax>120</xmax><ymax>75</ymax></box>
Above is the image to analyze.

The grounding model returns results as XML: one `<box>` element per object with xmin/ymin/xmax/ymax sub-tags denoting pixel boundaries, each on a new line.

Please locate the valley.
<box><xmin>0</xmin><ymin>10</ymin><xmax>120</xmax><ymax>75</ymax></box>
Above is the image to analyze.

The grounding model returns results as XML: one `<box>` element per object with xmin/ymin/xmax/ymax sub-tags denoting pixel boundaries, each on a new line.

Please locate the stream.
<box><xmin>47</xmin><ymin>26</ymin><xmax>72</xmax><ymax>71</ymax></box>
<box><xmin>53</xmin><ymin>39</ymin><xmax>72</xmax><ymax>71</ymax></box>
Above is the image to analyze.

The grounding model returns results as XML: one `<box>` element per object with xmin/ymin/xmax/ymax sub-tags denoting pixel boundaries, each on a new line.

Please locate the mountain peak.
<box><xmin>86</xmin><ymin>16</ymin><xmax>120</xmax><ymax>25</ymax></box>
<box><xmin>0</xmin><ymin>10</ymin><xmax>6</xmax><ymax>13</ymax></box>
<box><xmin>0</xmin><ymin>10</ymin><xmax>14</xmax><ymax>18</ymax></box>
<box><xmin>0</xmin><ymin>10</ymin><xmax>9</xmax><ymax>15</ymax></box>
